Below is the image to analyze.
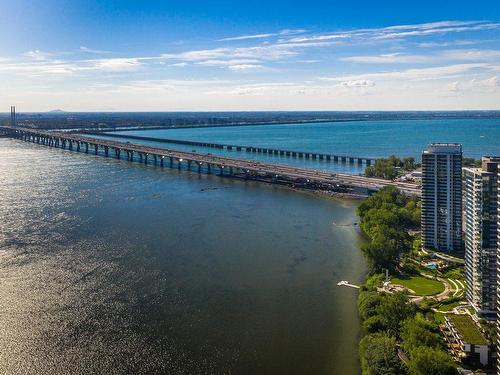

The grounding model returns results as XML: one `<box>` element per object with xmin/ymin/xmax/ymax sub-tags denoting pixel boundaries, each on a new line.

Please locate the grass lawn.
<box><xmin>448</xmin><ymin>314</ymin><xmax>487</xmax><ymax>345</ymax></box>
<box><xmin>391</xmin><ymin>275</ymin><xmax>445</xmax><ymax>296</ymax></box>
<box><xmin>437</xmin><ymin>300</ymin><xmax>462</xmax><ymax>312</ymax></box>
<box><xmin>433</xmin><ymin>312</ymin><xmax>445</xmax><ymax>324</ymax></box>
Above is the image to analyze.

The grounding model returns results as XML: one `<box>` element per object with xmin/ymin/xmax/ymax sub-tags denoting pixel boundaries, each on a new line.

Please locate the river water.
<box><xmin>0</xmin><ymin>138</ymin><xmax>365</xmax><ymax>375</ymax></box>
<box><xmin>113</xmin><ymin>118</ymin><xmax>500</xmax><ymax>160</ymax></box>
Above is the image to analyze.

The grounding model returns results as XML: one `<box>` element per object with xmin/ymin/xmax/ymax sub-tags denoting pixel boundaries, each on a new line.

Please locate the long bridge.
<box><xmin>0</xmin><ymin>126</ymin><xmax>421</xmax><ymax>196</ymax></box>
<box><xmin>82</xmin><ymin>131</ymin><xmax>378</xmax><ymax>165</ymax></box>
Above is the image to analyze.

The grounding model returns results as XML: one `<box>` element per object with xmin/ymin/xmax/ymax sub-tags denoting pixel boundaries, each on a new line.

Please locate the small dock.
<box><xmin>337</xmin><ymin>280</ymin><xmax>360</xmax><ymax>289</ymax></box>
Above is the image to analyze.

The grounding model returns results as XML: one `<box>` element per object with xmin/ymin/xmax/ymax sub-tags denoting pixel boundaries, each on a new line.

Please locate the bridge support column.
<box><xmin>160</xmin><ymin>156</ymin><xmax>164</xmax><ymax>167</ymax></box>
<box><xmin>198</xmin><ymin>162</ymin><xmax>202</xmax><ymax>173</ymax></box>
<box><xmin>94</xmin><ymin>145</ymin><xmax>98</xmax><ymax>154</ymax></box>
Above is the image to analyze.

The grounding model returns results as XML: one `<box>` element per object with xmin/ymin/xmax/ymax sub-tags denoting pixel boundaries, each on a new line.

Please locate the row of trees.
<box><xmin>358</xmin><ymin>289</ymin><xmax>456</xmax><ymax>375</ymax></box>
<box><xmin>356</xmin><ymin>187</ymin><xmax>456</xmax><ymax>374</ymax></box>
<box><xmin>356</xmin><ymin>186</ymin><xmax>420</xmax><ymax>274</ymax></box>
<box><xmin>365</xmin><ymin>155</ymin><xmax>419</xmax><ymax>180</ymax></box>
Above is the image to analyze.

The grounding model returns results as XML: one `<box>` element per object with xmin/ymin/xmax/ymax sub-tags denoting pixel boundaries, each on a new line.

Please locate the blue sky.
<box><xmin>1</xmin><ymin>0</ymin><xmax>500</xmax><ymax>111</ymax></box>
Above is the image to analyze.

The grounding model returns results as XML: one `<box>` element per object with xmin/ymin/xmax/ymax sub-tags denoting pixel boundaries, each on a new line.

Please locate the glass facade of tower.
<box><xmin>464</xmin><ymin>157</ymin><xmax>499</xmax><ymax>318</ymax></box>
<box><xmin>421</xmin><ymin>143</ymin><xmax>463</xmax><ymax>253</ymax></box>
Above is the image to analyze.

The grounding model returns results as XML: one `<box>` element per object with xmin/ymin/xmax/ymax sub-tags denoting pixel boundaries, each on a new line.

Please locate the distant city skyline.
<box><xmin>1</xmin><ymin>0</ymin><xmax>500</xmax><ymax>111</ymax></box>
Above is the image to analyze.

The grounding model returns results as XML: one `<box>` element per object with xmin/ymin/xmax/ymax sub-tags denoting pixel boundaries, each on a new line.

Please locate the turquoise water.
<box><xmin>114</xmin><ymin>118</ymin><xmax>500</xmax><ymax>160</ymax></box>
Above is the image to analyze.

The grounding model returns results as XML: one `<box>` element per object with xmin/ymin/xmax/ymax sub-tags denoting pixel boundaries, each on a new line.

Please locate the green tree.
<box><xmin>363</xmin><ymin>314</ymin><xmax>387</xmax><ymax>333</ymax></box>
<box><xmin>407</xmin><ymin>347</ymin><xmax>456</xmax><ymax>375</ymax></box>
<box><xmin>401</xmin><ymin>315</ymin><xmax>442</xmax><ymax>353</ymax></box>
<box><xmin>358</xmin><ymin>291</ymin><xmax>384</xmax><ymax>321</ymax></box>
<box><xmin>359</xmin><ymin>333</ymin><xmax>405</xmax><ymax>375</ymax></box>
<box><xmin>402</xmin><ymin>157</ymin><xmax>416</xmax><ymax>170</ymax></box>
<box><xmin>361</xmin><ymin>225</ymin><xmax>411</xmax><ymax>273</ymax></box>
<box><xmin>376</xmin><ymin>292</ymin><xmax>416</xmax><ymax>337</ymax></box>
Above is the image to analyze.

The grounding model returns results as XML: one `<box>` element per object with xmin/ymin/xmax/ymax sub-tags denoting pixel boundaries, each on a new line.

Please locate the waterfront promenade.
<box><xmin>0</xmin><ymin>126</ymin><xmax>421</xmax><ymax>196</ymax></box>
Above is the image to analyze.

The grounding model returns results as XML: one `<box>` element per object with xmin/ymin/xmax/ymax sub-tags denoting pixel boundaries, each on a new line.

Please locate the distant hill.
<box><xmin>47</xmin><ymin>109</ymin><xmax>67</xmax><ymax>113</ymax></box>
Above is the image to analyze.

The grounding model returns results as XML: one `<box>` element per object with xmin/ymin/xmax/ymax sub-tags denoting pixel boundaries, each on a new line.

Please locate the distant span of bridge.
<box><xmin>81</xmin><ymin>131</ymin><xmax>378</xmax><ymax>165</ymax></box>
<box><xmin>0</xmin><ymin>126</ymin><xmax>421</xmax><ymax>197</ymax></box>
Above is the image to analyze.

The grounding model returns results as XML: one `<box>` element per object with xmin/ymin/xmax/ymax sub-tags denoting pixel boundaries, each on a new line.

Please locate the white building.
<box><xmin>421</xmin><ymin>143</ymin><xmax>463</xmax><ymax>252</ymax></box>
<box><xmin>464</xmin><ymin>157</ymin><xmax>500</xmax><ymax>319</ymax></box>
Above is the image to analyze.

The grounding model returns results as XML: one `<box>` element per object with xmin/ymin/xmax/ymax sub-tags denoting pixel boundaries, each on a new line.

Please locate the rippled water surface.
<box><xmin>0</xmin><ymin>138</ymin><xmax>365</xmax><ymax>375</ymax></box>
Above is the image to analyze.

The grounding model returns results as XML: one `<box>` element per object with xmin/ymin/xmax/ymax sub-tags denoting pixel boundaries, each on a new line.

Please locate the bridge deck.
<box><xmin>81</xmin><ymin>131</ymin><xmax>378</xmax><ymax>164</ymax></box>
<box><xmin>1</xmin><ymin>126</ymin><xmax>421</xmax><ymax>196</ymax></box>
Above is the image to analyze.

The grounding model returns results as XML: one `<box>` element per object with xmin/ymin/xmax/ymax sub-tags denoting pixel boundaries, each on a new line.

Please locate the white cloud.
<box><xmin>218</xmin><ymin>33</ymin><xmax>275</xmax><ymax>41</ymax></box>
<box><xmin>446</xmin><ymin>76</ymin><xmax>499</xmax><ymax>93</ymax></box>
<box><xmin>89</xmin><ymin>58</ymin><xmax>143</xmax><ymax>71</ymax></box>
<box><xmin>196</xmin><ymin>59</ymin><xmax>260</xmax><ymax>66</ymax></box>
<box><xmin>340</xmin><ymin>49</ymin><xmax>500</xmax><ymax>64</ymax></box>
<box><xmin>279</xmin><ymin>29</ymin><xmax>307</xmax><ymax>35</ymax></box>
<box><xmin>320</xmin><ymin>63</ymin><xmax>491</xmax><ymax>83</ymax></box>
<box><xmin>374</xmin><ymin>22</ymin><xmax>500</xmax><ymax>40</ymax></box>
<box><xmin>24</xmin><ymin>50</ymin><xmax>53</xmax><ymax>61</ymax></box>
<box><xmin>341</xmin><ymin>53</ymin><xmax>432</xmax><ymax>64</ymax></box>
<box><xmin>340</xmin><ymin>80</ymin><xmax>375</xmax><ymax>87</ymax></box>
<box><xmin>228</xmin><ymin>64</ymin><xmax>264</xmax><ymax>72</ymax></box>
<box><xmin>169</xmin><ymin>62</ymin><xmax>188</xmax><ymax>67</ymax></box>
<box><xmin>287</xmin><ymin>20</ymin><xmax>500</xmax><ymax>44</ymax></box>
<box><xmin>79</xmin><ymin>46</ymin><xmax>111</xmax><ymax>54</ymax></box>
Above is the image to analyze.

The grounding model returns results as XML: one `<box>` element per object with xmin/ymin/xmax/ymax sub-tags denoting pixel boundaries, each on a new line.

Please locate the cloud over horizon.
<box><xmin>2</xmin><ymin>19</ymin><xmax>500</xmax><ymax>110</ymax></box>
